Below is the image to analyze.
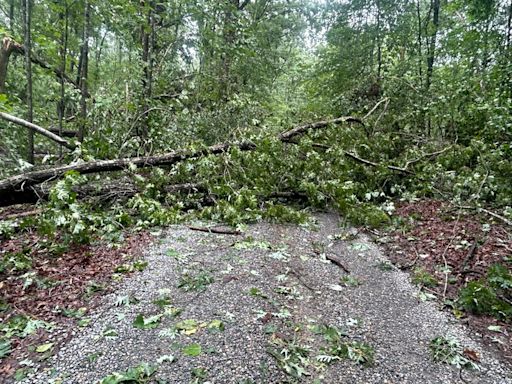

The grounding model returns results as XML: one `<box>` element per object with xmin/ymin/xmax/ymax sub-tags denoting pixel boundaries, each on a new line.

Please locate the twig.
<box><xmin>288</xmin><ymin>269</ymin><xmax>316</xmax><ymax>292</ymax></box>
<box><xmin>402</xmin><ymin>247</ymin><xmax>421</xmax><ymax>269</ymax></box>
<box><xmin>325</xmin><ymin>253</ymin><xmax>350</xmax><ymax>274</ymax></box>
<box><xmin>461</xmin><ymin>239</ymin><xmax>479</xmax><ymax>272</ymax></box>
<box><xmin>440</xmin><ymin>212</ymin><xmax>461</xmax><ymax>301</ymax></box>
<box><xmin>187</xmin><ymin>226</ymin><xmax>242</xmax><ymax>235</ymax></box>
<box><xmin>457</xmin><ymin>206</ymin><xmax>512</xmax><ymax>227</ymax></box>
<box><xmin>0</xmin><ymin>209</ymin><xmax>41</xmax><ymax>221</ymax></box>
<box><xmin>363</xmin><ymin>97</ymin><xmax>390</xmax><ymax>120</ymax></box>
<box><xmin>402</xmin><ymin>145</ymin><xmax>453</xmax><ymax>170</ymax></box>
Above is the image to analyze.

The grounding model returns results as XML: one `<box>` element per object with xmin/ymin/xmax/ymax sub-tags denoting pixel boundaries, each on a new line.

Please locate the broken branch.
<box><xmin>0</xmin><ymin>112</ymin><xmax>75</xmax><ymax>149</ymax></box>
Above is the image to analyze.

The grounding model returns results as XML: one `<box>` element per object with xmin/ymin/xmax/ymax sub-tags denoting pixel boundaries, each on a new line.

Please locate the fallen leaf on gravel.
<box><xmin>156</xmin><ymin>354</ymin><xmax>175</xmax><ymax>364</ymax></box>
<box><xmin>261</xmin><ymin>312</ymin><xmax>272</xmax><ymax>324</ymax></box>
<box><xmin>487</xmin><ymin>325</ymin><xmax>502</xmax><ymax>333</ymax></box>
<box><xmin>133</xmin><ymin>314</ymin><xmax>163</xmax><ymax>329</ymax></box>
<box><xmin>463</xmin><ymin>349</ymin><xmax>480</xmax><ymax>362</ymax></box>
<box><xmin>182</xmin><ymin>343</ymin><xmax>202</xmax><ymax>357</ymax></box>
<box><xmin>175</xmin><ymin>319</ymin><xmax>200</xmax><ymax>335</ymax></box>
<box><xmin>328</xmin><ymin>284</ymin><xmax>344</xmax><ymax>292</ymax></box>
<box><xmin>207</xmin><ymin>320</ymin><xmax>224</xmax><ymax>332</ymax></box>
<box><xmin>35</xmin><ymin>343</ymin><xmax>54</xmax><ymax>353</ymax></box>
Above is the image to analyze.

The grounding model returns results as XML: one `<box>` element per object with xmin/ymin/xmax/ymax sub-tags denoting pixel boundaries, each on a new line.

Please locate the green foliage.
<box><xmin>38</xmin><ymin>171</ymin><xmax>94</xmax><ymax>244</ymax></box>
<box><xmin>0</xmin><ymin>339</ymin><xmax>11</xmax><ymax>360</ymax></box>
<box><xmin>429</xmin><ymin>336</ymin><xmax>478</xmax><ymax>369</ymax></box>
<box><xmin>458</xmin><ymin>264</ymin><xmax>512</xmax><ymax>320</ymax></box>
<box><xmin>133</xmin><ymin>314</ymin><xmax>163</xmax><ymax>330</ymax></box>
<box><xmin>0</xmin><ymin>249</ymin><xmax>32</xmax><ymax>274</ymax></box>
<box><xmin>177</xmin><ymin>270</ymin><xmax>214</xmax><ymax>292</ymax></box>
<box><xmin>99</xmin><ymin>363</ymin><xmax>157</xmax><ymax>384</ymax></box>
<box><xmin>269</xmin><ymin>342</ymin><xmax>311</xmax><ymax>379</ymax></box>
<box><xmin>412</xmin><ymin>268</ymin><xmax>438</xmax><ymax>288</ymax></box>
<box><xmin>182</xmin><ymin>343</ymin><xmax>202</xmax><ymax>357</ymax></box>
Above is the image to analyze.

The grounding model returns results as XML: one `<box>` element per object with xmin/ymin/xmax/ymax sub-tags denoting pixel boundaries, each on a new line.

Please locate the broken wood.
<box><xmin>0</xmin><ymin>112</ymin><xmax>75</xmax><ymax>149</ymax></box>
<box><xmin>325</xmin><ymin>253</ymin><xmax>350</xmax><ymax>274</ymax></box>
<box><xmin>188</xmin><ymin>226</ymin><xmax>242</xmax><ymax>235</ymax></box>
<box><xmin>313</xmin><ymin>143</ymin><xmax>414</xmax><ymax>175</ymax></box>
<box><xmin>279</xmin><ymin>116</ymin><xmax>364</xmax><ymax>142</ymax></box>
<box><xmin>0</xmin><ymin>141</ymin><xmax>256</xmax><ymax>206</ymax></box>
<box><xmin>0</xmin><ymin>209</ymin><xmax>41</xmax><ymax>221</ymax></box>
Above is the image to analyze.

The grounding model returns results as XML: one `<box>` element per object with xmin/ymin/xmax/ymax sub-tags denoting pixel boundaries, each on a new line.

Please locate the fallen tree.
<box><xmin>0</xmin><ymin>112</ymin><xmax>75</xmax><ymax>149</ymax></box>
<box><xmin>0</xmin><ymin>115</ymin><xmax>410</xmax><ymax>207</ymax></box>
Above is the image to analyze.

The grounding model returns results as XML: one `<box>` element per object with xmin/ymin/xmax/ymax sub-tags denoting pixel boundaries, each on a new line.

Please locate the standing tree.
<box><xmin>22</xmin><ymin>0</ymin><xmax>34</xmax><ymax>163</ymax></box>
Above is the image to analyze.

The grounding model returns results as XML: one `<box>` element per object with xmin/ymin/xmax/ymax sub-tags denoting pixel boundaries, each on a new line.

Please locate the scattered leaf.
<box><xmin>182</xmin><ymin>343</ymin><xmax>202</xmax><ymax>357</ymax></box>
<box><xmin>35</xmin><ymin>343</ymin><xmax>54</xmax><ymax>353</ymax></box>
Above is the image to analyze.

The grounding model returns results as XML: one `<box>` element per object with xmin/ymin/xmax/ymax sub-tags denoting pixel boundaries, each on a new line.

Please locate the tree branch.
<box><xmin>0</xmin><ymin>112</ymin><xmax>75</xmax><ymax>149</ymax></box>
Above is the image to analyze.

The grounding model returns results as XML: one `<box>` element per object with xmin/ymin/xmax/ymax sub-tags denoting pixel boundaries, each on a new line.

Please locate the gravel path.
<box><xmin>18</xmin><ymin>213</ymin><xmax>511</xmax><ymax>383</ymax></box>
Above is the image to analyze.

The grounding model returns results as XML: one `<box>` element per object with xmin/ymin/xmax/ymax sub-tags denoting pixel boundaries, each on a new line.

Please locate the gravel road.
<box><xmin>17</xmin><ymin>213</ymin><xmax>512</xmax><ymax>384</ymax></box>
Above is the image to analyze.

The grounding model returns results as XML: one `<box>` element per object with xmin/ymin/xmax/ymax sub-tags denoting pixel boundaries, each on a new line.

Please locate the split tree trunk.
<box><xmin>0</xmin><ymin>36</ymin><xmax>85</xmax><ymax>96</ymax></box>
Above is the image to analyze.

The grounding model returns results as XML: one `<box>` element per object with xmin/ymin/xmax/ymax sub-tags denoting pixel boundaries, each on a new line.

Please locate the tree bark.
<box><xmin>0</xmin><ymin>36</ymin><xmax>85</xmax><ymax>96</ymax></box>
<box><xmin>9</xmin><ymin>0</ymin><xmax>15</xmax><ymax>32</ymax></box>
<box><xmin>58</xmin><ymin>1</ymin><xmax>69</xmax><ymax>157</ymax></box>
<box><xmin>22</xmin><ymin>0</ymin><xmax>34</xmax><ymax>164</ymax></box>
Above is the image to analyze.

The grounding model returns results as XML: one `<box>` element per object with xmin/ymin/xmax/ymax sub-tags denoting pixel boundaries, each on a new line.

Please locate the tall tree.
<box><xmin>425</xmin><ymin>0</ymin><xmax>440</xmax><ymax>92</ymax></box>
<box><xmin>78</xmin><ymin>0</ymin><xmax>90</xmax><ymax>142</ymax></box>
<box><xmin>22</xmin><ymin>0</ymin><xmax>34</xmax><ymax>163</ymax></box>
<box><xmin>58</xmin><ymin>0</ymin><xmax>70</xmax><ymax>157</ymax></box>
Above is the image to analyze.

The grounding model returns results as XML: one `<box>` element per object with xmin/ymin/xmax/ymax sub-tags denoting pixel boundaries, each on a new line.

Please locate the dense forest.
<box><xmin>0</xmin><ymin>0</ymin><xmax>511</xmax><ymax>381</ymax></box>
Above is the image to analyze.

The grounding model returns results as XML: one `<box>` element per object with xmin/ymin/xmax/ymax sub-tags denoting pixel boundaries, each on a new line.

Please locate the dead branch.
<box><xmin>325</xmin><ymin>253</ymin><xmax>350</xmax><ymax>274</ymax></box>
<box><xmin>279</xmin><ymin>116</ymin><xmax>364</xmax><ymax>142</ymax></box>
<box><xmin>0</xmin><ymin>209</ymin><xmax>41</xmax><ymax>221</ymax></box>
<box><xmin>188</xmin><ymin>226</ymin><xmax>242</xmax><ymax>235</ymax></box>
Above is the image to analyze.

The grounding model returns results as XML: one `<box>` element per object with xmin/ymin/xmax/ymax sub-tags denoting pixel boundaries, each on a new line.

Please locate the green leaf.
<box><xmin>133</xmin><ymin>314</ymin><xmax>163</xmax><ymax>329</ymax></box>
<box><xmin>35</xmin><ymin>343</ymin><xmax>54</xmax><ymax>353</ymax></box>
<box><xmin>0</xmin><ymin>339</ymin><xmax>11</xmax><ymax>359</ymax></box>
<box><xmin>182</xmin><ymin>343</ymin><xmax>202</xmax><ymax>357</ymax></box>
<box><xmin>207</xmin><ymin>320</ymin><xmax>225</xmax><ymax>332</ymax></box>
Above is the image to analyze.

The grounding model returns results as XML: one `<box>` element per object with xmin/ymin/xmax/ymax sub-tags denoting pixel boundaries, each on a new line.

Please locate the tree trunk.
<box><xmin>425</xmin><ymin>0</ymin><xmax>440</xmax><ymax>92</ymax></box>
<box><xmin>416</xmin><ymin>0</ymin><xmax>423</xmax><ymax>84</ymax></box>
<box><xmin>22</xmin><ymin>0</ymin><xmax>34</xmax><ymax>164</ymax></box>
<box><xmin>0</xmin><ymin>37</ymin><xmax>19</xmax><ymax>94</ymax></box>
<box><xmin>376</xmin><ymin>0</ymin><xmax>382</xmax><ymax>80</ymax></box>
<box><xmin>139</xmin><ymin>0</ymin><xmax>154</xmax><ymax>141</ymax></box>
<box><xmin>58</xmin><ymin>2</ymin><xmax>69</xmax><ymax>157</ymax></box>
<box><xmin>9</xmin><ymin>0</ymin><xmax>15</xmax><ymax>33</ymax></box>
<box><xmin>78</xmin><ymin>0</ymin><xmax>90</xmax><ymax>143</ymax></box>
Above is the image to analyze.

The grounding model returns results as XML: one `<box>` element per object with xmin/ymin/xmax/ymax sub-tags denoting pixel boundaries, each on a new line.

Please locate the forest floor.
<box><xmin>1</xmin><ymin>210</ymin><xmax>510</xmax><ymax>383</ymax></box>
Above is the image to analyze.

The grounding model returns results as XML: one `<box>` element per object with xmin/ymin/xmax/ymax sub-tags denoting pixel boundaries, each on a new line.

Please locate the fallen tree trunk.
<box><xmin>0</xmin><ymin>115</ymin><xmax>407</xmax><ymax>207</ymax></box>
<box><xmin>0</xmin><ymin>141</ymin><xmax>256</xmax><ymax>206</ymax></box>
<box><xmin>0</xmin><ymin>112</ymin><xmax>75</xmax><ymax>149</ymax></box>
